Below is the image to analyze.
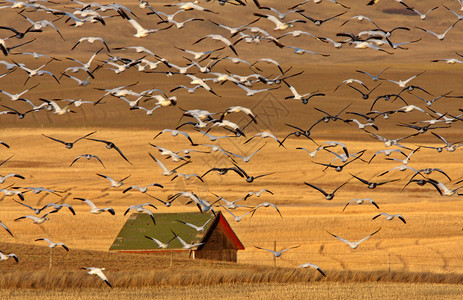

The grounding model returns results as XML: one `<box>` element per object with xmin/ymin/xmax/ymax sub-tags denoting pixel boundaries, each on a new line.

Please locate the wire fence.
<box><xmin>237</xmin><ymin>249</ymin><xmax>463</xmax><ymax>273</ymax></box>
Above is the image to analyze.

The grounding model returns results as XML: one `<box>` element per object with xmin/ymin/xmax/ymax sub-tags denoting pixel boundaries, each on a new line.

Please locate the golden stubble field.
<box><xmin>1</xmin><ymin>0</ymin><xmax>463</xmax><ymax>298</ymax></box>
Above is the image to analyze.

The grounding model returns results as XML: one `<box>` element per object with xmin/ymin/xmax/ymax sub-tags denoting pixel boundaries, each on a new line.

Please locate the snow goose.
<box><xmin>326</xmin><ymin>228</ymin><xmax>381</xmax><ymax>249</ymax></box>
<box><xmin>254</xmin><ymin>244</ymin><xmax>300</xmax><ymax>257</ymax></box>
<box><xmin>342</xmin><ymin>198</ymin><xmax>379</xmax><ymax>212</ymax></box>
<box><xmin>42</xmin><ymin>131</ymin><xmax>96</xmax><ymax>149</ymax></box>
<box><xmin>82</xmin><ymin>267</ymin><xmax>112</xmax><ymax>287</ymax></box>
<box><xmin>74</xmin><ymin>198</ymin><xmax>115</xmax><ymax>215</ymax></box>
<box><xmin>372</xmin><ymin>212</ymin><xmax>406</xmax><ymax>224</ymax></box>
<box><xmin>292</xmin><ymin>262</ymin><xmax>326</xmax><ymax>277</ymax></box>
<box><xmin>35</xmin><ymin>238</ymin><xmax>69</xmax><ymax>251</ymax></box>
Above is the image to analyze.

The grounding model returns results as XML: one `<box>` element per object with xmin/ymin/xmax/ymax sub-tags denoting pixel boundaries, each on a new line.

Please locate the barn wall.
<box><xmin>195</xmin><ymin>225</ymin><xmax>238</xmax><ymax>262</ymax></box>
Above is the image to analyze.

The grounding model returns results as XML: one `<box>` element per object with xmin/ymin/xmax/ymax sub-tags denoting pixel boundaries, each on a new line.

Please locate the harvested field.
<box><xmin>1</xmin><ymin>0</ymin><xmax>463</xmax><ymax>298</ymax></box>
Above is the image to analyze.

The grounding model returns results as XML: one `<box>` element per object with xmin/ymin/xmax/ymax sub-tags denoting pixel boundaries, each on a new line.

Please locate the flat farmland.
<box><xmin>1</xmin><ymin>0</ymin><xmax>463</xmax><ymax>298</ymax></box>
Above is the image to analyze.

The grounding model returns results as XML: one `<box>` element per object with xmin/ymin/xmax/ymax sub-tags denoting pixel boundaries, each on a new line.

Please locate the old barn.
<box><xmin>110</xmin><ymin>211</ymin><xmax>244</xmax><ymax>262</ymax></box>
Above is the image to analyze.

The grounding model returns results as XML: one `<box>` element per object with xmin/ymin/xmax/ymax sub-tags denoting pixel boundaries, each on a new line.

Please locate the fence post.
<box><xmin>170</xmin><ymin>250</ymin><xmax>173</xmax><ymax>268</ymax></box>
<box><xmin>388</xmin><ymin>253</ymin><xmax>390</xmax><ymax>273</ymax></box>
<box><xmin>49</xmin><ymin>248</ymin><xmax>53</xmax><ymax>270</ymax></box>
<box><xmin>273</xmin><ymin>240</ymin><xmax>276</xmax><ymax>268</ymax></box>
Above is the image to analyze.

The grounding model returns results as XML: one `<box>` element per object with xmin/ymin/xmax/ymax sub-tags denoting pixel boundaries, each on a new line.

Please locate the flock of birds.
<box><xmin>0</xmin><ymin>0</ymin><xmax>463</xmax><ymax>287</ymax></box>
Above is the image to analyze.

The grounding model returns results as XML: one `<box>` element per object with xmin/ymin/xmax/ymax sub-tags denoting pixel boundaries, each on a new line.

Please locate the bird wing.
<box><xmin>123</xmin><ymin>207</ymin><xmax>132</xmax><ymax>215</ymax></box>
<box><xmin>304</xmin><ymin>182</ymin><xmax>328</xmax><ymax>197</ymax></box>
<box><xmin>333</xmin><ymin>180</ymin><xmax>351</xmax><ymax>194</ymax></box>
<box><xmin>254</xmin><ymin>246</ymin><xmax>276</xmax><ymax>255</ymax></box>
<box><xmin>342</xmin><ymin>201</ymin><xmax>352</xmax><ymax>212</ymax></box>
<box><xmin>42</xmin><ymin>134</ymin><xmax>66</xmax><ymax>145</ymax></box>
<box><xmin>280</xmin><ymin>244</ymin><xmax>301</xmax><ymax>253</ymax></box>
<box><xmin>123</xmin><ymin>186</ymin><xmax>137</xmax><ymax>193</ymax></box>
<box><xmin>35</xmin><ymin>237</ymin><xmax>51</xmax><ymax>244</ymax></box>
<box><xmin>315</xmin><ymin>266</ymin><xmax>326</xmax><ymax>277</ymax></box>
<box><xmin>171</xmin><ymin>160</ymin><xmax>192</xmax><ymax>173</ymax></box>
<box><xmin>97</xmin><ymin>173</ymin><xmax>116</xmax><ymax>185</ymax></box>
<box><xmin>175</xmin><ymin>234</ymin><xmax>188</xmax><ymax>247</ymax></box>
<box><xmin>432</xmin><ymin>169</ymin><xmax>451</xmax><ymax>181</ymax></box>
<box><xmin>372</xmin><ymin>213</ymin><xmax>385</xmax><ymax>220</ymax></box>
<box><xmin>60</xmin><ymin>243</ymin><xmax>70</xmax><ymax>251</ymax></box>
<box><xmin>75</xmin><ymin>197</ymin><xmax>98</xmax><ymax>210</ymax></box>
<box><xmin>0</xmin><ymin>221</ymin><xmax>13</xmax><ymax>237</ymax></box>
<box><xmin>104</xmin><ymin>207</ymin><xmax>115</xmax><ymax>215</ymax></box>
<box><xmin>248</xmin><ymin>143</ymin><xmax>266</xmax><ymax>158</ymax></box>
<box><xmin>326</xmin><ymin>230</ymin><xmax>351</xmax><ymax>245</ymax></box>
<box><xmin>111</xmin><ymin>143</ymin><xmax>131</xmax><ymax>164</ymax></box>
<box><xmin>358</xmin><ymin>228</ymin><xmax>381</xmax><ymax>244</ymax></box>
<box><xmin>221</xmin><ymin>205</ymin><xmax>237</xmax><ymax>218</ymax></box>
<box><xmin>42</xmin><ymin>209</ymin><xmax>58</xmax><ymax>218</ymax></box>
<box><xmin>9</xmin><ymin>253</ymin><xmax>19</xmax><ymax>262</ymax></box>
<box><xmin>142</xmin><ymin>209</ymin><xmax>156</xmax><ymax>225</ymax></box>
<box><xmin>297</xmin><ymin>262</ymin><xmax>326</xmax><ymax>276</ymax></box>
<box><xmin>178</xmin><ymin>131</ymin><xmax>197</xmax><ymax>146</ymax></box>
<box><xmin>60</xmin><ymin>204</ymin><xmax>76</xmax><ymax>215</ymax></box>
<box><xmin>15</xmin><ymin>215</ymin><xmax>38</xmax><ymax>222</ymax></box>
<box><xmin>397</xmin><ymin>215</ymin><xmax>406</xmax><ymax>224</ymax></box>
<box><xmin>69</xmin><ymin>155</ymin><xmax>84</xmax><ymax>167</ymax></box>
<box><xmin>377</xmin><ymin>178</ymin><xmax>400</xmax><ymax>186</ymax></box>
<box><xmin>13</xmin><ymin>199</ymin><xmax>36</xmax><ymax>212</ymax></box>
<box><xmin>91</xmin><ymin>155</ymin><xmax>105</xmax><ymax>168</ymax></box>
<box><xmin>350</xmin><ymin>173</ymin><xmax>369</xmax><ymax>185</ymax></box>
<box><xmin>431</xmin><ymin>132</ymin><xmax>450</xmax><ymax>146</ymax></box>
<box><xmin>95</xmin><ymin>269</ymin><xmax>112</xmax><ymax>287</ymax></box>
<box><xmin>177</xmin><ymin>219</ymin><xmax>198</xmax><ymax>230</ymax></box>
<box><xmin>74</xmin><ymin>131</ymin><xmax>97</xmax><ymax>143</ymax></box>
<box><xmin>38</xmin><ymin>202</ymin><xmax>56</xmax><ymax>213</ymax></box>
<box><xmin>146</xmin><ymin>182</ymin><xmax>164</xmax><ymax>189</ymax></box>
<box><xmin>145</xmin><ymin>235</ymin><xmax>163</xmax><ymax>246</ymax></box>
<box><xmin>370</xmin><ymin>200</ymin><xmax>380</xmax><ymax>209</ymax></box>
<box><xmin>149</xmin><ymin>153</ymin><xmax>169</xmax><ymax>173</ymax></box>
<box><xmin>201</xmin><ymin>168</ymin><xmax>218</xmax><ymax>178</ymax></box>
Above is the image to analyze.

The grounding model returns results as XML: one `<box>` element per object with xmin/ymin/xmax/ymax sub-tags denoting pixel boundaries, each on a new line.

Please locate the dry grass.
<box><xmin>2</xmin><ymin>283</ymin><xmax>463</xmax><ymax>300</ymax></box>
<box><xmin>1</xmin><ymin>240</ymin><xmax>463</xmax><ymax>288</ymax></box>
<box><xmin>2</xmin><ymin>268</ymin><xmax>463</xmax><ymax>299</ymax></box>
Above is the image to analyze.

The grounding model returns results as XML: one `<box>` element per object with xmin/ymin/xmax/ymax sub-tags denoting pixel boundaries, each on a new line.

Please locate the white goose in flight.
<box><xmin>74</xmin><ymin>197</ymin><xmax>115</xmax><ymax>215</ymax></box>
<box><xmin>254</xmin><ymin>244</ymin><xmax>300</xmax><ymax>258</ymax></box>
<box><xmin>416</xmin><ymin>21</ymin><xmax>459</xmax><ymax>41</ymax></box>
<box><xmin>292</xmin><ymin>262</ymin><xmax>326</xmax><ymax>277</ymax></box>
<box><xmin>124</xmin><ymin>203</ymin><xmax>157</xmax><ymax>224</ymax></box>
<box><xmin>14</xmin><ymin>210</ymin><xmax>57</xmax><ymax>224</ymax></box>
<box><xmin>145</xmin><ymin>234</ymin><xmax>178</xmax><ymax>249</ymax></box>
<box><xmin>171</xmin><ymin>230</ymin><xmax>205</xmax><ymax>250</ymax></box>
<box><xmin>82</xmin><ymin>267</ymin><xmax>112</xmax><ymax>287</ymax></box>
<box><xmin>0</xmin><ymin>250</ymin><xmax>18</xmax><ymax>262</ymax></box>
<box><xmin>118</xmin><ymin>9</ymin><xmax>172</xmax><ymax>38</ymax></box>
<box><xmin>148</xmin><ymin>153</ymin><xmax>191</xmax><ymax>176</ymax></box>
<box><xmin>0</xmin><ymin>83</ymin><xmax>39</xmax><ymax>101</ymax></box>
<box><xmin>342</xmin><ymin>198</ymin><xmax>379</xmax><ymax>212</ymax></box>
<box><xmin>251</xmin><ymin>202</ymin><xmax>282</xmax><ymax>218</ymax></box>
<box><xmin>177</xmin><ymin>216</ymin><xmax>214</xmax><ymax>233</ymax></box>
<box><xmin>122</xmin><ymin>183</ymin><xmax>163</xmax><ymax>194</ymax></box>
<box><xmin>0</xmin><ymin>173</ymin><xmax>25</xmax><ymax>184</ymax></box>
<box><xmin>372</xmin><ymin>213</ymin><xmax>406</xmax><ymax>224</ymax></box>
<box><xmin>96</xmin><ymin>173</ymin><xmax>130</xmax><ymax>188</ymax></box>
<box><xmin>193</xmin><ymin>34</ymin><xmax>238</xmax><ymax>56</ymax></box>
<box><xmin>326</xmin><ymin>228</ymin><xmax>381</xmax><ymax>249</ymax></box>
<box><xmin>221</xmin><ymin>205</ymin><xmax>255</xmax><ymax>222</ymax></box>
<box><xmin>35</xmin><ymin>238</ymin><xmax>69</xmax><ymax>251</ymax></box>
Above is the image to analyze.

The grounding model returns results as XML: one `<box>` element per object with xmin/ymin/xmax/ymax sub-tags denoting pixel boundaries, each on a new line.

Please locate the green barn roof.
<box><xmin>110</xmin><ymin>211</ymin><xmax>243</xmax><ymax>251</ymax></box>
